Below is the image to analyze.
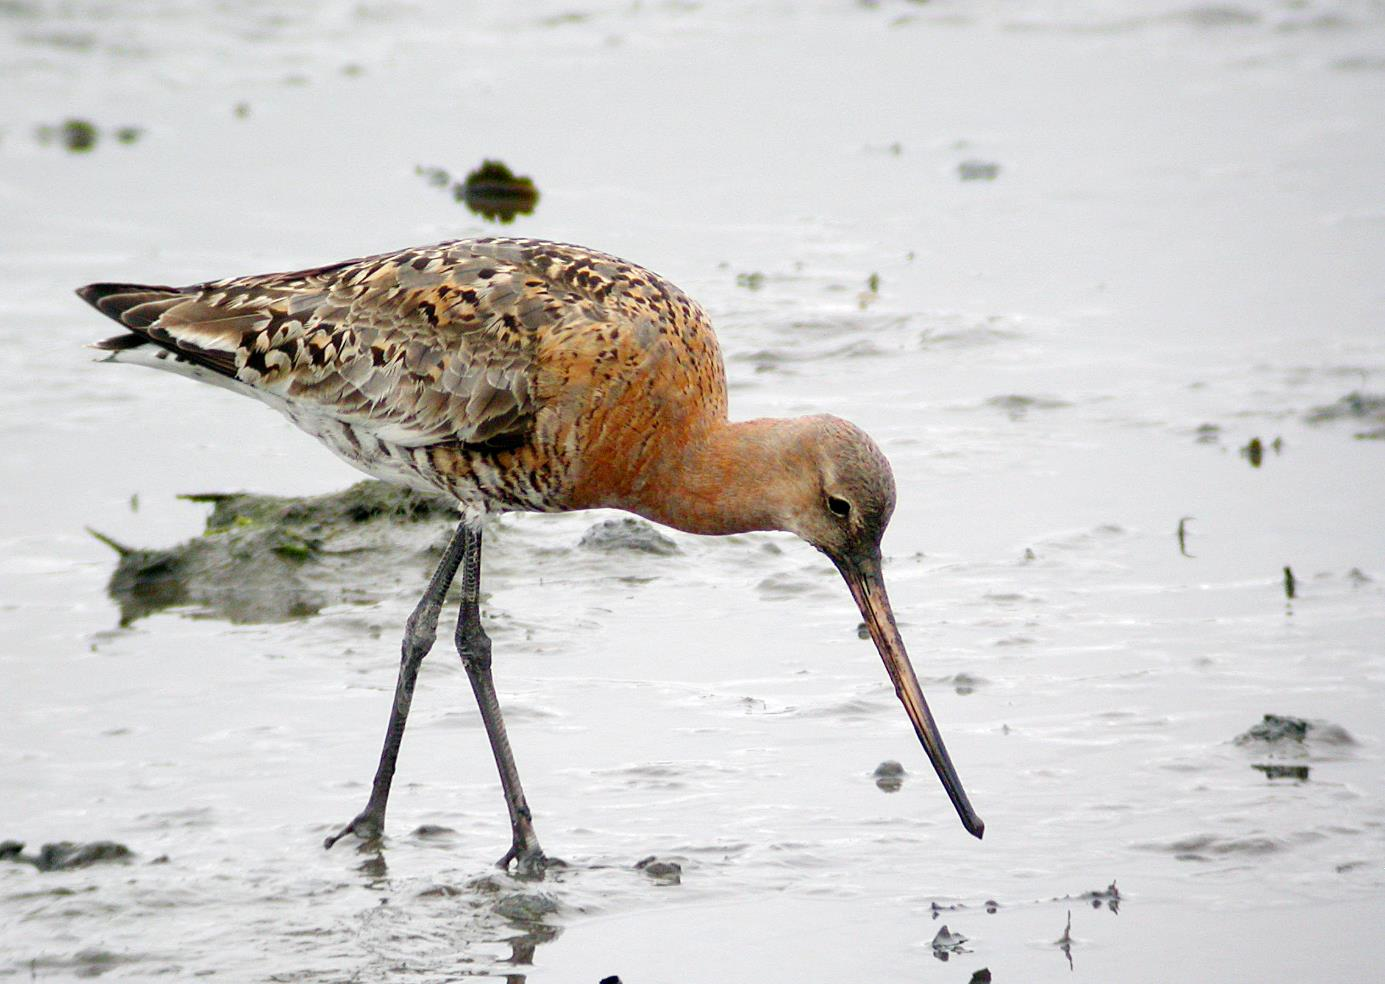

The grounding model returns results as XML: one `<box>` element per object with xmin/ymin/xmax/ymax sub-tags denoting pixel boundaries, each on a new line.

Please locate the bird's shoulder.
<box><xmin>204</xmin><ymin>236</ymin><xmax>714</xmax><ymax>364</ymax></box>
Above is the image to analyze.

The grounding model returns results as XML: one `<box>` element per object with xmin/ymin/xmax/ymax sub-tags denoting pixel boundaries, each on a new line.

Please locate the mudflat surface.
<box><xmin>2</xmin><ymin>1</ymin><xmax>1383</xmax><ymax>981</ymax></box>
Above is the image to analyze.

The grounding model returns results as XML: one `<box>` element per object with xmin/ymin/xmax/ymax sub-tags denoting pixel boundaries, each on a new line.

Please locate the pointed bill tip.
<box><xmin>835</xmin><ymin>549</ymin><xmax>984</xmax><ymax>841</ymax></box>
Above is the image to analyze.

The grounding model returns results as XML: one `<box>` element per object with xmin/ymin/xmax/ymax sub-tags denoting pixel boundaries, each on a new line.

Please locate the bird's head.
<box><xmin>784</xmin><ymin>415</ymin><xmax>984</xmax><ymax>839</ymax></box>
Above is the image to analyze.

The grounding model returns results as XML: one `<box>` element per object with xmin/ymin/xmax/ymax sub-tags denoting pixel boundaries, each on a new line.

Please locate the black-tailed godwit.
<box><xmin>79</xmin><ymin>237</ymin><xmax>983</xmax><ymax>875</ymax></box>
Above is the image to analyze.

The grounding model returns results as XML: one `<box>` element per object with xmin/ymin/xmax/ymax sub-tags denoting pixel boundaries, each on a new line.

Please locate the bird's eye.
<box><xmin>826</xmin><ymin>496</ymin><xmax>851</xmax><ymax>518</ymax></box>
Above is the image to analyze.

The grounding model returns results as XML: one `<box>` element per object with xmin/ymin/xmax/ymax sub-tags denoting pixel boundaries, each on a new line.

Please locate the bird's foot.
<box><xmin>497</xmin><ymin>841</ymin><xmax>559</xmax><ymax>880</ymax></box>
<box><xmin>323</xmin><ymin>809</ymin><xmax>384</xmax><ymax>850</ymax></box>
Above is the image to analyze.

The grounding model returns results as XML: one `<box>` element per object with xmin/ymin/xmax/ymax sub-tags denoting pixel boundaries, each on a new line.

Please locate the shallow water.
<box><xmin>2</xmin><ymin>1</ymin><xmax>1384</xmax><ymax>980</ymax></box>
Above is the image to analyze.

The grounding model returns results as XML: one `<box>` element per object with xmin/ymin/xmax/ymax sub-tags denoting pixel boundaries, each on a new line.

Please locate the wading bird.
<box><xmin>80</xmin><ymin>237</ymin><xmax>983</xmax><ymax>875</ymax></box>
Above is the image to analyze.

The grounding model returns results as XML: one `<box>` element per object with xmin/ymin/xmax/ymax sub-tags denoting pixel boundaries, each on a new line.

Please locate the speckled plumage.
<box><xmin>80</xmin><ymin>235</ymin><xmax>984</xmax><ymax>846</ymax></box>
<box><xmin>81</xmin><ymin>237</ymin><xmax>727</xmax><ymax>516</ymax></box>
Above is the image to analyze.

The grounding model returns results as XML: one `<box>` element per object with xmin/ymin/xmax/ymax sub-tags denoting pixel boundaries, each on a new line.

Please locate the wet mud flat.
<box><xmin>3</xmin><ymin>0</ymin><xmax>1385</xmax><ymax>981</ymax></box>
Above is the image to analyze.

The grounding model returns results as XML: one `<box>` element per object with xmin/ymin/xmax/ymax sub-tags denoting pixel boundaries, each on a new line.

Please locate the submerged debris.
<box><xmin>949</xmin><ymin>672</ymin><xmax>983</xmax><ymax>696</ymax></box>
<box><xmin>634</xmin><ymin>855</ymin><xmax>683</xmax><ymax>884</ymax></box>
<box><xmin>930</xmin><ymin>924</ymin><xmax>970</xmax><ymax>961</ymax></box>
<box><xmin>958</xmin><ymin>159</ymin><xmax>1001</xmax><ymax>181</ymax></box>
<box><xmin>459</xmin><ymin>159</ymin><xmax>540</xmax><ymax>223</ymax></box>
<box><xmin>415</xmin><ymin>159</ymin><xmax>541</xmax><ymax>223</ymax></box>
<box><xmin>415</xmin><ymin>164</ymin><xmax>451</xmax><ymax>187</ymax></box>
<box><xmin>1057</xmin><ymin>909</ymin><xmax>1074</xmax><ymax>969</ymax></box>
<box><xmin>411</xmin><ymin>824</ymin><xmax>457</xmax><ymax>840</ymax></box>
<box><xmin>858</xmin><ymin>272</ymin><xmax>881</xmax><ymax>309</ymax></box>
<box><xmin>34</xmin><ymin>118</ymin><xmax>142</xmax><ymax>152</ymax></box>
<box><xmin>1079</xmin><ymin>881</ymin><xmax>1120</xmax><ymax>912</ymax></box>
<box><xmin>59</xmin><ymin>118</ymin><xmax>97</xmax><ymax>152</ymax></box>
<box><xmin>1</xmin><ymin>840</ymin><xmax>134</xmax><ymax>871</ymax></box>
<box><xmin>1305</xmin><ymin>391</ymin><xmax>1385</xmax><ymax>439</ymax></box>
<box><xmin>1193</xmin><ymin>422</ymin><xmax>1221</xmax><ymax>444</ymax></box>
<box><xmin>91</xmin><ymin>481</ymin><xmax>455</xmax><ymax>625</ymax></box>
<box><xmin>36</xmin><ymin>117</ymin><xmax>97</xmax><ymax>152</ymax></box>
<box><xmin>985</xmin><ymin>394</ymin><xmax>1069</xmax><ymax>419</ymax></box>
<box><xmin>1177</xmin><ymin>516</ymin><xmax>1195</xmax><ymax>557</ymax></box>
<box><xmin>1253</xmin><ymin>764</ymin><xmax>1310</xmax><ymax>781</ymax></box>
<box><xmin>873</xmin><ymin>759</ymin><xmax>906</xmax><ymax>792</ymax></box>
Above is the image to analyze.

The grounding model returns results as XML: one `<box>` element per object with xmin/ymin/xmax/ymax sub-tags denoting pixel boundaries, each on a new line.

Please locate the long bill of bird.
<box><xmin>785</xmin><ymin>415</ymin><xmax>985</xmax><ymax>839</ymax></box>
<box><xmin>832</xmin><ymin>548</ymin><xmax>985</xmax><ymax>839</ymax></box>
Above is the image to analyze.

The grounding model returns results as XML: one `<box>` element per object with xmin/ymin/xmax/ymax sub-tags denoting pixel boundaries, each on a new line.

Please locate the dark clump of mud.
<box><xmin>1235</xmin><ymin>714</ymin><xmax>1355</xmax><ymax>781</ymax></box>
<box><xmin>578</xmin><ymin>517</ymin><xmax>679</xmax><ymax>555</ymax></box>
<box><xmin>415</xmin><ymin>159</ymin><xmax>541</xmax><ymax>223</ymax></box>
<box><xmin>873</xmin><ymin>759</ymin><xmax>906</xmax><ymax>792</ymax></box>
<box><xmin>92</xmin><ymin>481</ymin><xmax>456</xmax><ymax>625</ymax></box>
<box><xmin>34</xmin><ymin>118</ymin><xmax>142</xmax><ymax>153</ymax></box>
<box><xmin>1077</xmin><ymin>881</ymin><xmax>1120</xmax><ymax>912</ymax></box>
<box><xmin>634</xmin><ymin>855</ymin><xmax>682</xmax><ymax>885</ymax></box>
<box><xmin>1304</xmin><ymin>391</ymin><xmax>1385</xmax><ymax>439</ymax></box>
<box><xmin>1</xmin><ymin>840</ymin><xmax>134</xmax><ymax>871</ymax></box>
<box><xmin>1234</xmin><ymin>713</ymin><xmax>1355</xmax><ymax>747</ymax></box>
<box><xmin>459</xmin><ymin>160</ymin><xmax>540</xmax><ymax>222</ymax></box>
<box><xmin>37</xmin><ymin>117</ymin><xmax>97</xmax><ymax>152</ymax></box>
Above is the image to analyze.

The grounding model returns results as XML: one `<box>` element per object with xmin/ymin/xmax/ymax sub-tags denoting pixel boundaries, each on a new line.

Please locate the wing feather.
<box><xmin>79</xmin><ymin>237</ymin><xmax>719</xmax><ymax>451</ymax></box>
<box><xmin>79</xmin><ymin>242</ymin><xmax>578</xmax><ymax>448</ymax></box>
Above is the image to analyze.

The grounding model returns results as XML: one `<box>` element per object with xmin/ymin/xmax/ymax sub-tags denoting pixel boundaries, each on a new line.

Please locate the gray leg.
<box><xmin>325</xmin><ymin>522</ymin><xmax>470</xmax><ymax>849</ymax></box>
<box><xmin>454</xmin><ymin>526</ymin><xmax>548</xmax><ymax>876</ymax></box>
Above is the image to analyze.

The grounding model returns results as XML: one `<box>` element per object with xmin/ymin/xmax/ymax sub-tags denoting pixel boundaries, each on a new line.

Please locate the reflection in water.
<box><xmin>355</xmin><ymin>849</ymin><xmax>388</xmax><ymax>887</ymax></box>
<box><xmin>1057</xmin><ymin>909</ymin><xmax>1074</xmax><ymax>971</ymax></box>
<box><xmin>1253</xmin><ymin>763</ymin><xmax>1310</xmax><ymax>781</ymax></box>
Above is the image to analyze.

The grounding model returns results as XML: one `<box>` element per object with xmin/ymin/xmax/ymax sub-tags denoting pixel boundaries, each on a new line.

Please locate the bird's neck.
<box><xmin>609</xmin><ymin>417</ymin><xmax>814</xmax><ymax>537</ymax></box>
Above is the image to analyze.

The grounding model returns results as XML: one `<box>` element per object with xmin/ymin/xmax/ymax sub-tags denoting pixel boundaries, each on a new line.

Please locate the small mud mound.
<box><xmin>1233</xmin><ymin>714</ymin><xmax>1356</xmax><ymax>782</ymax></box>
<box><xmin>634</xmin><ymin>855</ymin><xmax>683</xmax><ymax>885</ymax></box>
<box><xmin>93</xmin><ymin>481</ymin><xmax>456</xmax><ymax>625</ymax></box>
<box><xmin>578</xmin><ymin>517</ymin><xmax>679</xmax><ymax>555</ymax></box>
<box><xmin>1233</xmin><ymin>714</ymin><xmax>1355</xmax><ymax>747</ymax></box>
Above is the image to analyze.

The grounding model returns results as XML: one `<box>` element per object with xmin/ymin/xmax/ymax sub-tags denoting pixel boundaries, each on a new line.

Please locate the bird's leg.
<box><xmin>324</xmin><ymin>521</ymin><xmax>470</xmax><ymax>849</ymax></box>
<box><xmin>454</xmin><ymin>526</ymin><xmax>548</xmax><ymax>877</ymax></box>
